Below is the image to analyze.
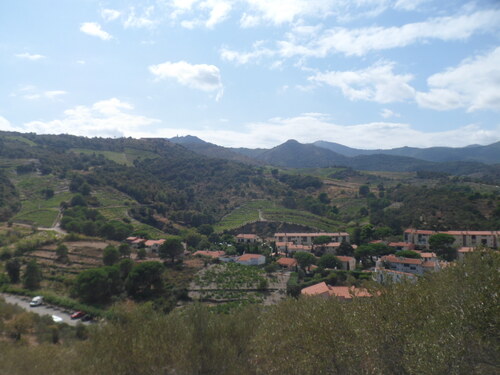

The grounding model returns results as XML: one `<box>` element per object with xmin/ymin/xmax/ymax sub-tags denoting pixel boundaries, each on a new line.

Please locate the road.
<box><xmin>0</xmin><ymin>293</ymin><xmax>89</xmax><ymax>326</ymax></box>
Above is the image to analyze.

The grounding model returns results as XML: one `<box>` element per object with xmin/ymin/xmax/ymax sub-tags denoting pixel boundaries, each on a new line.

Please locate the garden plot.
<box><xmin>188</xmin><ymin>262</ymin><xmax>290</xmax><ymax>305</ymax></box>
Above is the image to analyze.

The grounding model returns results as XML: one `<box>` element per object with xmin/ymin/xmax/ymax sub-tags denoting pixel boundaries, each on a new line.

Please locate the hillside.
<box><xmin>314</xmin><ymin>140</ymin><xmax>500</xmax><ymax>164</ymax></box>
<box><xmin>169</xmin><ymin>136</ymin><xmax>262</xmax><ymax>165</ymax></box>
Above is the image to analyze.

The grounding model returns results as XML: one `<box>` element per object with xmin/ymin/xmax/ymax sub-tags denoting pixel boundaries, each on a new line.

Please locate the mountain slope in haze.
<box><xmin>169</xmin><ymin>136</ymin><xmax>262</xmax><ymax>165</ymax></box>
<box><xmin>314</xmin><ymin>140</ymin><xmax>500</xmax><ymax>164</ymax></box>
<box><xmin>256</xmin><ymin>139</ymin><xmax>348</xmax><ymax>168</ymax></box>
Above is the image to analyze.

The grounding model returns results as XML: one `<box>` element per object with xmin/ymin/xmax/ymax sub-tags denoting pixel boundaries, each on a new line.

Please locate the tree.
<box><xmin>429</xmin><ymin>233</ymin><xmax>457</xmax><ymax>261</ymax></box>
<box><xmin>336</xmin><ymin>241</ymin><xmax>354</xmax><ymax>256</ymax></box>
<box><xmin>395</xmin><ymin>250</ymin><xmax>421</xmax><ymax>259</ymax></box>
<box><xmin>313</xmin><ymin>236</ymin><xmax>331</xmax><ymax>245</ymax></box>
<box><xmin>23</xmin><ymin>260</ymin><xmax>42</xmax><ymax>290</ymax></box>
<box><xmin>70</xmin><ymin>194</ymin><xmax>86</xmax><ymax>207</ymax></box>
<box><xmin>137</xmin><ymin>248</ymin><xmax>147</xmax><ymax>260</ymax></box>
<box><xmin>6</xmin><ymin>312</ymin><xmax>34</xmax><ymax>341</ymax></box>
<box><xmin>74</xmin><ymin>267</ymin><xmax>116</xmax><ymax>304</ymax></box>
<box><xmin>159</xmin><ymin>237</ymin><xmax>184</xmax><ymax>263</ymax></box>
<box><xmin>293</xmin><ymin>252</ymin><xmax>316</xmax><ymax>271</ymax></box>
<box><xmin>197</xmin><ymin>224</ymin><xmax>214</xmax><ymax>236</ymax></box>
<box><xmin>55</xmin><ymin>244</ymin><xmax>69</xmax><ymax>263</ymax></box>
<box><xmin>119</xmin><ymin>258</ymin><xmax>134</xmax><ymax>280</ymax></box>
<box><xmin>359</xmin><ymin>185</ymin><xmax>370</xmax><ymax>197</ymax></box>
<box><xmin>118</xmin><ymin>243</ymin><xmax>131</xmax><ymax>258</ymax></box>
<box><xmin>6</xmin><ymin>258</ymin><xmax>21</xmax><ymax>283</ymax></box>
<box><xmin>318</xmin><ymin>254</ymin><xmax>341</xmax><ymax>269</ymax></box>
<box><xmin>125</xmin><ymin>261</ymin><xmax>164</xmax><ymax>299</ymax></box>
<box><xmin>103</xmin><ymin>245</ymin><xmax>120</xmax><ymax>266</ymax></box>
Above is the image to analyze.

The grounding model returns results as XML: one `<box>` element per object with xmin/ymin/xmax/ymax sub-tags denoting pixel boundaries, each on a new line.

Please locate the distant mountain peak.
<box><xmin>169</xmin><ymin>135</ymin><xmax>208</xmax><ymax>145</ymax></box>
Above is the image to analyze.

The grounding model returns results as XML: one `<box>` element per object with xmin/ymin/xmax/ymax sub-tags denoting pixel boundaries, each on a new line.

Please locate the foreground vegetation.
<box><xmin>0</xmin><ymin>252</ymin><xmax>498</xmax><ymax>375</ymax></box>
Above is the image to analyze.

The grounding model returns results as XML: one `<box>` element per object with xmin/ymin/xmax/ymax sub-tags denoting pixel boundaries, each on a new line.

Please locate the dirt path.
<box><xmin>258</xmin><ymin>209</ymin><xmax>265</xmax><ymax>221</ymax></box>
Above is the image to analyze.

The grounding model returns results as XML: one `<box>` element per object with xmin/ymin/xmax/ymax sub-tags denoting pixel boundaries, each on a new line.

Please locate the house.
<box><xmin>336</xmin><ymin>256</ymin><xmax>356</xmax><ymax>271</ymax></box>
<box><xmin>417</xmin><ymin>251</ymin><xmax>438</xmax><ymax>262</ymax></box>
<box><xmin>377</xmin><ymin>255</ymin><xmax>441</xmax><ymax>276</ymax></box>
<box><xmin>457</xmin><ymin>247</ymin><xmax>475</xmax><ymax>261</ymax></box>
<box><xmin>274</xmin><ymin>232</ymin><xmax>350</xmax><ymax>246</ymax></box>
<box><xmin>275</xmin><ymin>242</ymin><xmax>313</xmax><ymax>253</ymax></box>
<box><xmin>193</xmin><ymin>250</ymin><xmax>226</xmax><ymax>259</ymax></box>
<box><xmin>374</xmin><ymin>268</ymin><xmax>418</xmax><ymax>283</ymax></box>
<box><xmin>404</xmin><ymin>229</ymin><xmax>500</xmax><ymax>249</ymax></box>
<box><xmin>237</xmin><ymin>253</ymin><xmax>266</xmax><ymax>266</ymax></box>
<box><xmin>403</xmin><ymin>229</ymin><xmax>435</xmax><ymax>248</ymax></box>
<box><xmin>277</xmin><ymin>257</ymin><xmax>298</xmax><ymax>270</ymax></box>
<box><xmin>388</xmin><ymin>242</ymin><xmax>415</xmax><ymax>251</ymax></box>
<box><xmin>127</xmin><ymin>237</ymin><xmax>146</xmax><ymax>249</ymax></box>
<box><xmin>301</xmin><ymin>282</ymin><xmax>372</xmax><ymax>300</ymax></box>
<box><xmin>236</xmin><ymin>234</ymin><xmax>261</xmax><ymax>244</ymax></box>
<box><xmin>144</xmin><ymin>239</ymin><xmax>165</xmax><ymax>253</ymax></box>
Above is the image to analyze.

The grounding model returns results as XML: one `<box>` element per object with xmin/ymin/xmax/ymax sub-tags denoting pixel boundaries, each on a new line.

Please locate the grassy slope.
<box><xmin>215</xmin><ymin>200</ymin><xmax>341</xmax><ymax>232</ymax></box>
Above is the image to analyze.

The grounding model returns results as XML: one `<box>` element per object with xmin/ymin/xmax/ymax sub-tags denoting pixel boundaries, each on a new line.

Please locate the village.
<box><xmin>122</xmin><ymin>228</ymin><xmax>500</xmax><ymax>302</ymax></box>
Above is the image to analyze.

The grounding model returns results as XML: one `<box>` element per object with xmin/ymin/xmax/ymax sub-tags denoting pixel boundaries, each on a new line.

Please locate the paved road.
<box><xmin>0</xmin><ymin>293</ymin><xmax>89</xmax><ymax>326</ymax></box>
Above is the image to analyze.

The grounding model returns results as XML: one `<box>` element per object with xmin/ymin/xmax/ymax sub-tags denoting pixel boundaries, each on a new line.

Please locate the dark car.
<box><xmin>81</xmin><ymin>314</ymin><xmax>93</xmax><ymax>322</ymax></box>
<box><xmin>71</xmin><ymin>311</ymin><xmax>85</xmax><ymax>320</ymax></box>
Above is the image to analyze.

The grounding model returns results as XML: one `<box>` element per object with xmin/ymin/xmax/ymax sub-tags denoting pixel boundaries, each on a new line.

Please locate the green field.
<box><xmin>215</xmin><ymin>200</ymin><xmax>341</xmax><ymax>232</ymax></box>
<box><xmin>71</xmin><ymin>147</ymin><xmax>159</xmax><ymax>167</ymax></box>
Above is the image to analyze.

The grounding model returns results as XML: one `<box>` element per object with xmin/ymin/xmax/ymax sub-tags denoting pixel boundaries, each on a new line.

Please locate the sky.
<box><xmin>0</xmin><ymin>0</ymin><xmax>499</xmax><ymax>149</ymax></box>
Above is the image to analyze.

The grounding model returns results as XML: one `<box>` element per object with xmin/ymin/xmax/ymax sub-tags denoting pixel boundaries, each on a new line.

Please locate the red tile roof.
<box><xmin>404</xmin><ymin>229</ymin><xmax>435</xmax><ymax>235</ymax></box>
<box><xmin>336</xmin><ymin>256</ymin><xmax>355</xmax><ymax>263</ymax></box>
<box><xmin>275</xmin><ymin>232</ymin><xmax>349</xmax><ymax>237</ymax></box>
<box><xmin>301</xmin><ymin>282</ymin><xmax>372</xmax><ymax>299</ymax></box>
<box><xmin>277</xmin><ymin>257</ymin><xmax>298</xmax><ymax>267</ymax></box>
<box><xmin>301</xmin><ymin>282</ymin><xmax>331</xmax><ymax>296</ymax></box>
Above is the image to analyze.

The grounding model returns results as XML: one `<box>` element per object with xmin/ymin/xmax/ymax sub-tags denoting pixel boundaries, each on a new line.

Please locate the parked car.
<box><xmin>71</xmin><ymin>311</ymin><xmax>85</xmax><ymax>320</ymax></box>
<box><xmin>52</xmin><ymin>315</ymin><xmax>63</xmax><ymax>323</ymax></box>
<box><xmin>29</xmin><ymin>296</ymin><xmax>43</xmax><ymax>307</ymax></box>
<box><xmin>81</xmin><ymin>314</ymin><xmax>93</xmax><ymax>322</ymax></box>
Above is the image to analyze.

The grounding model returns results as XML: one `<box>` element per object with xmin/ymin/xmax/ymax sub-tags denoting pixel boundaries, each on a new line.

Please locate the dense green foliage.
<box><xmin>0</xmin><ymin>252</ymin><xmax>498</xmax><ymax>374</ymax></box>
<box><xmin>0</xmin><ymin>170</ymin><xmax>20</xmax><ymax>221</ymax></box>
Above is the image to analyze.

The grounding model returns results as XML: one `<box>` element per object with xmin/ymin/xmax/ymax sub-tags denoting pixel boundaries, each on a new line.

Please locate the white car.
<box><xmin>29</xmin><ymin>296</ymin><xmax>43</xmax><ymax>307</ymax></box>
<box><xmin>52</xmin><ymin>315</ymin><xmax>63</xmax><ymax>323</ymax></box>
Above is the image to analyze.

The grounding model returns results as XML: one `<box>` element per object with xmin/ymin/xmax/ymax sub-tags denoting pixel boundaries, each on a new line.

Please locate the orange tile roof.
<box><xmin>382</xmin><ymin>255</ymin><xmax>422</xmax><ymax>265</ymax></box>
<box><xmin>419</xmin><ymin>252</ymin><xmax>437</xmax><ymax>258</ymax></box>
<box><xmin>238</xmin><ymin>253</ymin><xmax>264</xmax><ymax>261</ymax></box>
<box><xmin>404</xmin><ymin>229</ymin><xmax>435</xmax><ymax>235</ymax></box>
<box><xmin>275</xmin><ymin>232</ymin><xmax>349</xmax><ymax>237</ymax></box>
<box><xmin>422</xmin><ymin>261</ymin><xmax>436</xmax><ymax>268</ymax></box>
<box><xmin>145</xmin><ymin>239</ymin><xmax>165</xmax><ymax>246</ymax></box>
<box><xmin>301</xmin><ymin>282</ymin><xmax>372</xmax><ymax>299</ymax></box>
<box><xmin>277</xmin><ymin>257</ymin><xmax>298</xmax><ymax>267</ymax></box>
<box><xmin>236</xmin><ymin>234</ymin><xmax>259</xmax><ymax>239</ymax></box>
<box><xmin>336</xmin><ymin>256</ymin><xmax>355</xmax><ymax>262</ymax></box>
<box><xmin>458</xmin><ymin>247</ymin><xmax>475</xmax><ymax>253</ymax></box>
<box><xmin>193</xmin><ymin>250</ymin><xmax>225</xmax><ymax>258</ymax></box>
<box><xmin>301</xmin><ymin>282</ymin><xmax>331</xmax><ymax>296</ymax></box>
<box><xmin>329</xmin><ymin>286</ymin><xmax>372</xmax><ymax>299</ymax></box>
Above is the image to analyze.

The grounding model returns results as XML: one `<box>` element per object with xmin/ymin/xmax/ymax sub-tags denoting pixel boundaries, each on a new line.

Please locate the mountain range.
<box><xmin>169</xmin><ymin>136</ymin><xmax>500</xmax><ymax>176</ymax></box>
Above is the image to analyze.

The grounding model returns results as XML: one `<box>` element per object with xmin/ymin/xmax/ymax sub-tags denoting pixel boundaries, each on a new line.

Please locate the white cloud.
<box><xmin>149</xmin><ymin>60</ymin><xmax>224</xmax><ymax>100</ymax></box>
<box><xmin>416</xmin><ymin>47</ymin><xmax>500</xmax><ymax>112</ymax></box>
<box><xmin>124</xmin><ymin>6</ymin><xmax>158</xmax><ymax>28</ymax></box>
<box><xmin>10</xmin><ymin>98</ymin><xmax>159</xmax><ymax>138</ymax></box>
<box><xmin>380</xmin><ymin>108</ymin><xmax>400</xmax><ymax>118</ymax></box>
<box><xmin>101</xmin><ymin>8</ymin><xmax>121</xmax><ymax>21</ymax></box>
<box><xmin>15</xmin><ymin>53</ymin><xmax>46</xmax><ymax>60</ymax></box>
<box><xmin>222</xmin><ymin>9</ymin><xmax>500</xmax><ymax>62</ymax></box>
<box><xmin>10</xmin><ymin>86</ymin><xmax>67</xmax><ymax>101</ymax></box>
<box><xmin>0</xmin><ymin>116</ymin><xmax>16</xmax><ymax>131</ymax></box>
<box><xmin>309</xmin><ymin>61</ymin><xmax>415</xmax><ymax>103</ymax></box>
<box><xmin>394</xmin><ymin>0</ymin><xmax>430</xmax><ymax>11</ymax></box>
<box><xmin>80</xmin><ymin>22</ymin><xmax>113</xmax><ymax>40</ymax></box>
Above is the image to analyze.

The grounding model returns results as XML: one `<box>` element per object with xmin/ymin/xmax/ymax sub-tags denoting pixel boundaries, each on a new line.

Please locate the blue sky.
<box><xmin>1</xmin><ymin>0</ymin><xmax>499</xmax><ymax>149</ymax></box>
